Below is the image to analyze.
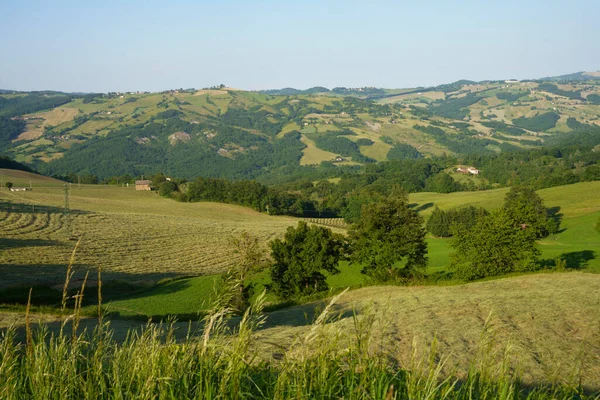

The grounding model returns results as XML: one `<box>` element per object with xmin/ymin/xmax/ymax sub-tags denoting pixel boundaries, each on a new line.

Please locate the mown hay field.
<box><xmin>257</xmin><ymin>272</ymin><xmax>600</xmax><ymax>389</ymax></box>
<box><xmin>2</xmin><ymin>273</ymin><xmax>599</xmax><ymax>390</ymax></box>
<box><xmin>0</xmin><ymin>179</ymin><xmax>302</xmax><ymax>288</ymax></box>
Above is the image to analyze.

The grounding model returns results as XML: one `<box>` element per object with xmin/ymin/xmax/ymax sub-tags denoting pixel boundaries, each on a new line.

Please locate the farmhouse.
<box><xmin>456</xmin><ymin>167</ymin><xmax>480</xmax><ymax>175</ymax></box>
<box><xmin>9</xmin><ymin>187</ymin><xmax>30</xmax><ymax>192</ymax></box>
<box><xmin>135</xmin><ymin>180</ymin><xmax>152</xmax><ymax>191</ymax></box>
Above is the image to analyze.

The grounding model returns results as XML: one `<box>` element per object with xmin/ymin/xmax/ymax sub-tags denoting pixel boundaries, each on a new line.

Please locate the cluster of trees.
<box><xmin>0</xmin><ymin>93</ymin><xmax>72</xmax><ymax>118</ymax></box>
<box><xmin>413</xmin><ymin>124</ymin><xmax>513</xmax><ymax>154</ymax></box>
<box><xmin>313</xmin><ymin>133</ymin><xmax>375</xmax><ymax>163</ymax></box>
<box><xmin>232</xmin><ymin>184</ymin><xmax>569</xmax><ymax>305</ymax></box>
<box><xmin>536</xmin><ymin>83</ymin><xmax>583</xmax><ymax>100</ymax></box>
<box><xmin>0</xmin><ymin>117</ymin><xmax>26</xmax><ymax>146</ymax></box>
<box><xmin>182</xmin><ymin>176</ymin><xmax>321</xmax><ymax>217</ymax></box>
<box><xmin>430</xmin><ymin>93</ymin><xmax>482</xmax><ymax>119</ymax></box>
<box><xmin>0</xmin><ymin>156</ymin><xmax>33</xmax><ymax>172</ymax></box>
<box><xmin>450</xmin><ymin>186</ymin><xmax>558</xmax><ymax>280</ymax></box>
<box><xmin>512</xmin><ymin>112</ymin><xmax>560</xmax><ymax>131</ymax></box>
<box><xmin>37</xmin><ymin>116</ymin><xmax>306</xmax><ymax>181</ymax></box>
<box><xmin>426</xmin><ymin>206</ymin><xmax>489</xmax><ymax>237</ymax></box>
<box><xmin>267</xmin><ymin>192</ymin><xmax>427</xmax><ymax>300</ymax></box>
<box><xmin>496</xmin><ymin>91</ymin><xmax>529</xmax><ymax>102</ymax></box>
<box><xmin>386</xmin><ymin>143</ymin><xmax>423</xmax><ymax>160</ymax></box>
<box><xmin>481</xmin><ymin>121</ymin><xmax>527</xmax><ymax>136</ymax></box>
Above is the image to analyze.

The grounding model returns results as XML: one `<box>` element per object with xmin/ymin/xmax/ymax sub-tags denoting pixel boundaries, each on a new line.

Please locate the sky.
<box><xmin>0</xmin><ymin>0</ymin><xmax>598</xmax><ymax>92</ymax></box>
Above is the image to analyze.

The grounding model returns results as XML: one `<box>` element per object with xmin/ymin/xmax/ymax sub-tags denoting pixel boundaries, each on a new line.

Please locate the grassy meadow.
<box><xmin>1</xmin><ymin>169</ymin><xmax>600</xmax><ymax>395</ymax></box>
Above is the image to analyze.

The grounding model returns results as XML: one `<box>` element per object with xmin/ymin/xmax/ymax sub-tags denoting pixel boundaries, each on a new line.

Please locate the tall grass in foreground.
<box><xmin>0</xmin><ymin>274</ymin><xmax>597</xmax><ymax>399</ymax></box>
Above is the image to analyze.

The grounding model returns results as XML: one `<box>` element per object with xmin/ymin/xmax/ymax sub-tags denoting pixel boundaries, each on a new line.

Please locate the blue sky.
<box><xmin>0</xmin><ymin>0</ymin><xmax>598</xmax><ymax>92</ymax></box>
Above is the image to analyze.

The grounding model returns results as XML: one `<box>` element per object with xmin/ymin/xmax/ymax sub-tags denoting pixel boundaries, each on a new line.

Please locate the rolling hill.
<box><xmin>1</xmin><ymin>74</ymin><xmax>600</xmax><ymax>181</ymax></box>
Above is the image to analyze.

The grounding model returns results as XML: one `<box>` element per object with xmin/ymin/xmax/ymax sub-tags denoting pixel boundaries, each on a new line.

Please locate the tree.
<box><xmin>426</xmin><ymin>207</ymin><xmax>451</xmax><ymax>237</ymax></box>
<box><xmin>225</xmin><ymin>232</ymin><xmax>267</xmax><ymax>312</ymax></box>
<box><xmin>5</xmin><ymin>181</ymin><xmax>13</xmax><ymax>190</ymax></box>
<box><xmin>503</xmin><ymin>185</ymin><xmax>557</xmax><ymax>238</ymax></box>
<box><xmin>269</xmin><ymin>221</ymin><xmax>346</xmax><ymax>299</ymax></box>
<box><xmin>450</xmin><ymin>209</ymin><xmax>540</xmax><ymax>280</ymax></box>
<box><xmin>158</xmin><ymin>180</ymin><xmax>178</xmax><ymax>197</ymax></box>
<box><xmin>424</xmin><ymin>173</ymin><xmax>462</xmax><ymax>193</ymax></box>
<box><xmin>348</xmin><ymin>195</ymin><xmax>428</xmax><ymax>282</ymax></box>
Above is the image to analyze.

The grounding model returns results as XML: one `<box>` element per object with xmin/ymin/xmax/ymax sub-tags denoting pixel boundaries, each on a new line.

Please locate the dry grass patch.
<box><xmin>257</xmin><ymin>273</ymin><xmax>600</xmax><ymax>388</ymax></box>
<box><xmin>0</xmin><ymin>185</ymin><xmax>301</xmax><ymax>288</ymax></box>
<box><xmin>16</xmin><ymin>108</ymin><xmax>79</xmax><ymax>141</ymax></box>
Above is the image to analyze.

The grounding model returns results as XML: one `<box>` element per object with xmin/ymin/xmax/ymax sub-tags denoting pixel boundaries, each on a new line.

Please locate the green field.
<box><xmin>4</xmin><ymin>169</ymin><xmax>597</xmax><ymax>319</ymax></box>
<box><xmin>1</xmin><ymin>169</ymin><xmax>598</xmax><ymax>299</ymax></box>
<box><xmin>1</xmin><ymin>169</ymin><xmax>600</xmax><ymax>392</ymax></box>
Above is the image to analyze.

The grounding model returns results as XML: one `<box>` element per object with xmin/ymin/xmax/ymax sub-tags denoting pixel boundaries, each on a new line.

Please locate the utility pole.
<box><xmin>64</xmin><ymin>183</ymin><xmax>72</xmax><ymax>238</ymax></box>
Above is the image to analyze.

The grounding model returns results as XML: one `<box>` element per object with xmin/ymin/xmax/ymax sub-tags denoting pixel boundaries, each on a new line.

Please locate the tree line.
<box><xmin>232</xmin><ymin>185</ymin><xmax>569</xmax><ymax>307</ymax></box>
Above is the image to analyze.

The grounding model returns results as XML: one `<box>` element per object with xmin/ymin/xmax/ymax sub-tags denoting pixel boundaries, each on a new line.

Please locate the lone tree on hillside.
<box><xmin>503</xmin><ymin>185</ymin><xmax>558</xmax><ymax>238</ymax></box>
<box><xmin>224</xmin><ymin>231</ymin><xmax>267</xmax><ymax>312</ymax></box>
<box><xmin>349</xmin><ymin>194</ymin><xmax>428</xmax><ymax>282</ymax></box>
<box><xmin>5</xmin><ymin>181</ymin><xmax>13</xmax><ymax>190</ymax></box>
<box><xmin>451</xmin><ymin>208</ymin><xmax>540</xmax><ymax>280</ymax></box>
<box><xmin>269</xmin><ymin>221</ymin><xmax>346</xmax><ymax>299</ymax></box>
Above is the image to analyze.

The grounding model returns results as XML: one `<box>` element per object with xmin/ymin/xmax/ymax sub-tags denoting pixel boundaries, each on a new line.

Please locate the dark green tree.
<box><xmin>158</xmin><ymin>180</ymin><xmax>178</xmax><ymax>197</ymax></box>
<box><xmin>424</xmin><ymin>173</ymin><xmax>462</xmax><ymax>193</ymax></box>
<box><xmin>450</xmin><ymin>209</ymin><xmax>540</xmax><ymax>280</ymax></box>
<box><xmin>503</xmin><ymin>185</ymin><xmax>557</xmax><ymax>238</ymax></box>
<box><xmin>269</xmin><ymin>221</ymin><xmax>346</xmax><ymax>299</ymax></box>
<box><xmin>349</xmin><ymin>195</ymin><xmax>428</xmax><ymax>282</ymax></box>
<box><xmin>426</xmin><ymin>207</ymin><xmax>451</xmax><ymax>237</ymax></box>
<box><xmin>5</xmin><ymin>181</ymin><xmax>13</xmax><ymax>190</ymax></box>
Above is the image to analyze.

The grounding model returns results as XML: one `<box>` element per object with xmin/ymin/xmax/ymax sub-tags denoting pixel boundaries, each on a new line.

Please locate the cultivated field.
<box><xmin>0</xmin><ymin>172</ymin><xmax>302</xmax><ymax>288</ymax></box>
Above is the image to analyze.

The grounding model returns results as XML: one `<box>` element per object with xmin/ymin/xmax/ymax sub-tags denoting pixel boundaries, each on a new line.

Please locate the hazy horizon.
<box><xmin>1</xmin><ymin>0</ymin><xmax>598</xmax><ymax>93</ymax></box>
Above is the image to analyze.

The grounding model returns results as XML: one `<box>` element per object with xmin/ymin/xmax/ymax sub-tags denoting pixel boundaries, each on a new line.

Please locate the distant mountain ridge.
<box><xmin>1</xmin><ymin>72</ymin><xmax>600</xmax><ymax>181</ymax></box>
<box><xmin>540</xmin><ymin>71</ymin><xmax>600</xmax><ymax>82</ymax></box>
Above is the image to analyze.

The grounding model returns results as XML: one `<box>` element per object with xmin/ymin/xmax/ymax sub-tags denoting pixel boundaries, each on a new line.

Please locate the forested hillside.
<box><xmin>1</xmin><ymin>76</ymin><xmax>600</xmax><ymax>182</ymax></box>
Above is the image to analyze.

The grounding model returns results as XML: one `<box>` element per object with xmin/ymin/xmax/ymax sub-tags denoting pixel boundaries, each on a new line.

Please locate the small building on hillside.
<box><xmin>456</xmin><ymin>166</ymin><xmax>480</xmax><ymax>175</ymax></box>
<box><xmin>10</xmin><ymin>187</ymin><xmax>30</xmax><ymax>192</ymax></box>
<box><xmin>135</xmin><ymin>180</ymin><xmax>152</xmax><ymax>191</ymax></box>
